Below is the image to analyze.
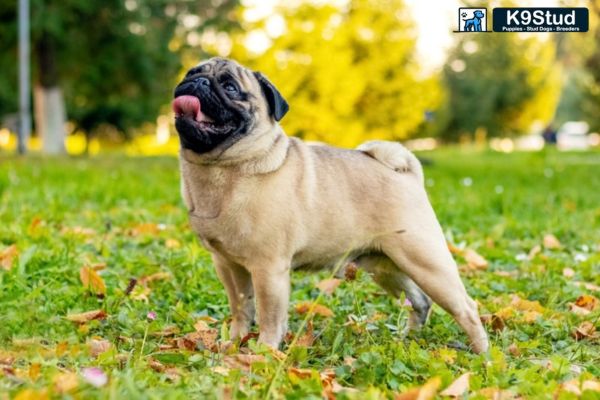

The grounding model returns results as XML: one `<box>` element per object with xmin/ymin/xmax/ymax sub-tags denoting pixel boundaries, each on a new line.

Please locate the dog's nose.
<box><xmin>193</xmin><ymin>77</ymin><xmax>210</xmax><ymax>87</ymax></box>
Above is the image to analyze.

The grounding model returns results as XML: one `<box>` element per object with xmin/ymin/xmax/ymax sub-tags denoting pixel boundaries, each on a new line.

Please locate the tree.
<box><xmin>441</xmin><ymin>33</ymin><xmax>562</xmax><ymax>140</ymax></box>
<box><xmin>0</xmin><ymin>0</ymin><xmax>239</xmax><ymax>153</ymax></box>
<box><xmin>230</xmin><ymin>0</ymin><xmax>441</xmax><ymax>148</ymax></box>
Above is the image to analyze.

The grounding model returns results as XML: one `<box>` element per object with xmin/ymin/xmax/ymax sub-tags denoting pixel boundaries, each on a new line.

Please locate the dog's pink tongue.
<box><xmin>173</xmin><ymin>95</ymin><xmax>201</xmax><ymax>121</ymax></box>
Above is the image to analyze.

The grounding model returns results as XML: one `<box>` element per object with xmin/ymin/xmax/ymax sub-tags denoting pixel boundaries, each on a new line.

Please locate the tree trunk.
<box><xmin>34</xmin><ymin>34</ymin><xmax>66</xmax><ymax>154</ymax></box>
<box><xmin>34</xmin><ymin>85</ymin><xmax>66</xmax><ymax>154</ymax></box>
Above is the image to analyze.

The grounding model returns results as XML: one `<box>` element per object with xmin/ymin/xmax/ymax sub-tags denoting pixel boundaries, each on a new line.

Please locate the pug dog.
<box><xmin>172</xmin><ymin>57</ymin><xmax>489</xmax><ymax>353</ymax></box>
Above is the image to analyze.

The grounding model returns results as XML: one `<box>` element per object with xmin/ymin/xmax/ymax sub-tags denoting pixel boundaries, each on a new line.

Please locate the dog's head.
<box><xmin>473</xmin><ymin>10</ymin><xmax>484</xmax><ymax>18</ymax></box>
<box><xmin>173</xmin><ymin>57</ymin><xmax>289</xmax><ymax>155</ymax></box>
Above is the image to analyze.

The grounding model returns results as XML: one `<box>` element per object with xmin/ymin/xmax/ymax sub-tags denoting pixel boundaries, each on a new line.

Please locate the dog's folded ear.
<box><xmin>254</xmin><ymin>72</ymin><xmax>289</xmax><ymax>122</ymax></box>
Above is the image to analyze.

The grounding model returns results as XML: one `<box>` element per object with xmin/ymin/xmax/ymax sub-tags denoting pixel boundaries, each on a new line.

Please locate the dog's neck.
<box><xmin>179</xmin><ymin>125</ymin><xmax>290</xmax><ymax>175</ymax></box>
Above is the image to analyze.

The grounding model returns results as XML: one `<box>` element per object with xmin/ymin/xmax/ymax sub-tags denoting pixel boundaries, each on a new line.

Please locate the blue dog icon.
<box><xmin>463</xmin><ymin>10</ymin><xmax>485</xmax><ymax>31</ymax></box>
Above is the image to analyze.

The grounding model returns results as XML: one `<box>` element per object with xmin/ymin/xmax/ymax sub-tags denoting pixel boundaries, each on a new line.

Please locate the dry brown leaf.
<box><xmin>344</xmin><ymin>262</ymin><xmax>358</xmax><ymax>281</ymax></box>
<box><xmin>222</xmin><ymin>354</ymin><xmax>266</xmax><ymax>371</ymax></box>
<box><xmin>176</xmin><ymin>327</ymin><xmax>219</xmax><ymax>352</ymax></box>
<box><xmin>295</xmin><ymin>320</ymin><xmax>315</xmax><ymax>347</ymax></box>
<box><xmin>440</xmin><ymin>372</ymin><xmax>471</xmax><ymax>397</ymax></box>
<box><xmin>66</xmin><ymin>309</ymin><xmax>107</xmax><ymax>323</ymax></box>
<box><xmin>88</xmin><ymin>338</ymin><xmax>111</xmax><ymax>357</ymax></box>
<box><xmin>53</xmin><ymin>372</ymin><xmax>79</xmax><ymax>394</ymax></box>
<box><xmin>559</xmin><ymin>378</ymin><xmax>600</xmax><ymax>395</ymax></box>
<box><xmin>569</xmin><ymin>303</ymin><xmax>591</xmax><ymax>316</ymax></box>
<box><xmin>79</xmin><ymin>266</ymin><xmax>106</xmax><ymax>295</ymax></box>
<box><xmin>480</xmin><ymin>314</ymin><xmax>505</xmax><ymax>332</ymax></box>
<box><xmin>288</xmin><ymin>367</ymin><xmax>315</xmax><ymax>380</ymax></box>
<box><xmin>574</xmin><ymin>294</ymin><xmax>599</xmax><ymax>311</ymax></box>
<box><xmin>0</xmin><ymin>245</ymin><xmax>18</xmax><ymax>271</ymax></box>
<box><xmin>14</xmin><ymin>389</ymin><xmax>49</xmax><ymax>400</ymax></box>
<box><xmin>148</xmin><ymin>357</ymin><xmax>166</xmax><ymax>372</ymax></box>
<box><xmin>395</xmin><ymin>376</ymin><xmax>441</xmax><ymax>400</ymax></box>
<box><xmin>316</xmin><ymin>278</ymin><xmax>342</xmax><ymax>295</ymax></box>
<box><xmin>543</xmin><ymin>234</ymin><xmax>561</xmax><ymax>249</ymax></box>
<box><xmin>562</xmin><ymin>268</ymin><xmax>575</xmax><ymax>278</ymax></box>
<box><xmin>139</xmin><ymin>272</ymin><xmax>171</xmax><ymax>285</ymax></box>
<box><xmin>464</xmin><ymin>248</ymin><xmax>488</xmax><ymax>270</ymax></box>
<box><xmin>507</xmin><ymin>343</ymin><xmax>520</xmax><ymax>357</ymax></box>
<box><xmin>573</xmin><ymin>321</ymin><xmax>596</xmax><ymax>341</ymax></box>
<box><xmin>295</xmin><ymin>302</ymin><xmax>334</xmax><ymax>317</ymax></box>
<box><xmin>151</xmin><ymin>325</ymin><xmax>180</xmax><ymax>337</ymax></box>
<box><xmin>212</xmin><ymin>366</ymin><xmax>230</xmax><ymax>376</ymax></box>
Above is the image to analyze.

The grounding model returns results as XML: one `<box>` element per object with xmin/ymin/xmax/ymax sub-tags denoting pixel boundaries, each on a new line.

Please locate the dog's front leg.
<box><xmin>213</xmin><ymin>254</ymin><xmax>255</xmax><ymax>339</ymax></box>
<box><xmin>250</xmin><ymin>260</ymin><xmax>291</xmax><ymax>348</ymax></box>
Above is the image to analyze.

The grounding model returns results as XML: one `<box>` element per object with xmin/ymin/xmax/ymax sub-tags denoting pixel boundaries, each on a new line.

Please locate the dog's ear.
<box><xmin>254</xmin><ymin>72</ymin><xmax>289</xmax><ymax>122</ymax></box>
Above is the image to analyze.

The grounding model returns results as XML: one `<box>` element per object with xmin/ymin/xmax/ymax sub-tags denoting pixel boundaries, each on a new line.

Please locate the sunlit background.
<box><xmin>0</xmin><ymin>0</ymin><xmax>598</xmax><ymax>155</ymax></box>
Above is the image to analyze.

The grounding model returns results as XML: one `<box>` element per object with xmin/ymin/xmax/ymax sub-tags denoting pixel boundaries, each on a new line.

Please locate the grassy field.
<box><xmin>0</xmin><ymin>149</ymin><xmax>599</xmax><ymax>399</ymax></box>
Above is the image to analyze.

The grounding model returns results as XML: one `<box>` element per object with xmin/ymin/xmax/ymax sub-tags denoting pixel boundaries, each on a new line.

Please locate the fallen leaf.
<box><xmin>61</xmin><ymin>226</ymin><xmax>96</xmax><ymax>236</ymax></box>
<box><xmin>81</xmin><ymin>367</ymin><xmax>108</xmax><ymax>387</ymax></box>
<box><xmin>562</xmin><ymin>268</ymin><xmax>575</xmax><ymax>278</ymax></box>
<box><xmin>212</xmin><ymin>366</ymin><xmax>230</xmax><ymax>376</ymax></box>
<box><xmin>344</xmin><ymin>262</ymin><xmax>358</xmax><ymax>281</ymax></box>
<box><xmin>53</xmin><ymin>372</ymin><xmax>79</xmax><ymax>394</ymax></box>
<box><xmin>0</xmin><ymin>245</ymin><xmax>18</xmax><ymax>271</ymax></box>
<box><xmin>574</xmin><ymin>294</ymin><xmax>599</xmax><ymax>311</ymax></box>
<box><xmin>176</xmin><ymin>327</ymin><xmax>219</xmax><ymax>352</ymax></box>
<box><xmin>295</xmin><ymin>320</ymin><xmax>315</xmax><ymax>347</ymax></box>
<box><xmin>478</xmin><ymin>387</ymin><xmax>517</xmax><ymax>399</ymax></box>
<box><xmin>507</xmin><ymin>343</ymin><xmax>520</xmax><ymax>357</ymax></box>
<box><xmin>510</xmin><ymin>295</ymin><xmax>544</xmax><ymax>313</ymax></box>
<box><xmin>130</xmin><ymin>223</ymin><xmax>160</xmax><ymax>236</ymax></box>
<box><xmin>79</xmin><ymin>266</ymin><xmax>106</xmax><ymax>295</ymax></box>
<box><xmin>317</xmin><ymin>278</ymin><xmax>342</xmax><ymax>295</ymax></box>
<box><xmin>66</xmin><ymin>309</ymin><xmax>107</xmax><ymax>323</ymax></box>
<box><xmin>88</xmin><ymin>338</ymin><xmax>111</xmax><ymax>357</ymax></box>
<box><xmin>131</xmin><ymin>286</ymin><xmax>151</xmax><ymax>302</ymax></box>
<box><xmin>55</xmin><ymin>342</ymin><xmax>68</xmax><ymax>357</ymax></box>
<box><xmin>480</xmin><ymin>314</ymin><xmax>505</xmax><ymax>332</ymax></box>
<box><xmin>28</xmin><ymin>363</ymin><xmax>41</xmax><ymax>381</ymax></box>
<box><xmin>440</xmin><ymin>372</ymin><xmax>471</xmax><ymax>397</ymax></box>
<box><xmin>573</xmin><ymin>321</ymin><xmax>596</xmax><ymax>341</ymax></box>
<box><xmin>559</xmin><ymin>378</ymin><xmax>600</xmax><ymax>395</ymax></box>
<box><xmin>288</xmin><ymin>367</ymin><xmax>315</xmax><ymax>381</ymax></box>
<box><xmin>14</xmin><ymin>389</ymin><xmax>48</xmax><ymax>400</ymax></box>
<box><xmin>521</xmin><ymin>310</ymin><xmax>542</xmax><ymax>324</ymax></box>
<box><xmin>151</xmin><ymin>325</ymin><xmax>180</xmax><ymax>337</ymax></box>
<box><xmin>148</xmin><ymin>358</ymin><xmax>166</xmax><ymax>372</ymax></box>
<box><xmin>165</xmin><ymin>238</ymin><xmax>181</xmax><ymax>249</ymax></box>
<box><xmin>543</xmin><ymin>234</ymin><xmax>561</xmax><ymax>249</ymax></box>
<box><xmin>569</xmin><ymin>304</ymin><xmax>591</xmax><ymax>316</ymax></box>
<box><xmin>464</xmin><ymin>248</ymin><xmax>488</xmax><ymax>270</ymax></box>
<box><xmin>395</xmin><ymin>376</ymin><xmax>441</xmax><ymax>400</ymax></box>
<box><xmin>222</xmin><ymin>354</ymin><xmax>266</xmax><ymax>371</ymax></box>
<box><xmin>139</xmin><ymin>272</ymin><xmax>171</xmax><ymax>285</ymax></box>
<box><xmin>447</xmin><ymin>242</ymin><xmax>462</xmax><ymax>255</ymax></box>
<box><xmin>295</xmin><ymin>302</ymin><xmax>334</xmax><ymax>317</ymax></box>
<box><xmin>528</xmin><ymin>245</ymin><xmax>541</xmax><ymax>259</ymax></box>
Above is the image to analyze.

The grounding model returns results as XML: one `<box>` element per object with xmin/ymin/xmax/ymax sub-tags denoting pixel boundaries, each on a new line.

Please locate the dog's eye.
<box><xmin>223</xmin><ymin>82</ymin><xmax>238</xmax><ymax>94</ymax></box>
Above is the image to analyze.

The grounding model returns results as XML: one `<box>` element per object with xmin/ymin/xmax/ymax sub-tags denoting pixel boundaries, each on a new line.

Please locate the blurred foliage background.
<box><xmin>0</xmin><ymin>0</ymin><xmax>598</xmax><ymax>154</ymax></box>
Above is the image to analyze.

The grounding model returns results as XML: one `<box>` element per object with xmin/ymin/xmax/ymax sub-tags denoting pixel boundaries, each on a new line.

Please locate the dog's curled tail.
<box><xmin>357</xmin><ymin>140</ymin><xmax>424</xmax><ymax>185</ymax></box>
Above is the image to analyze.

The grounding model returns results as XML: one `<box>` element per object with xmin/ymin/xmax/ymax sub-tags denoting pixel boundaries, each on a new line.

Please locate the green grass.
<box><xmin>0</xmin><ymin>149</ymin><xmax>599</xmax><ymax>399</ymax></box>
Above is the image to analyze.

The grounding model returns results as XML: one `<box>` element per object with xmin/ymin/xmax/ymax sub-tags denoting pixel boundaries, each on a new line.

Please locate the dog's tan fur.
<box><xmin>178</xmin><ymin>58</ymin><xmax>489</xmax><ymax>353</ymax></box>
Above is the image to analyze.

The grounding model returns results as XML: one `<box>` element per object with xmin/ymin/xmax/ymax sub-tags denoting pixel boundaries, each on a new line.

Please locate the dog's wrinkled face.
<box><xmin>173</xmin><ymin>57</ymin><xmax>289</xmax><ymax>154</ymax></box>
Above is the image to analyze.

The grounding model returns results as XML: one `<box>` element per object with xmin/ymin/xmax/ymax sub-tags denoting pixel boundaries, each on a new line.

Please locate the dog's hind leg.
<box><xmin>356</xmin><ymin>254</ymin><xmax>432</xmax><ymax>333</ymax></box>
<box><xmin>376</xmin><ymin>197</ymin><xmax>489</xmax><ymax>353</ymax></box>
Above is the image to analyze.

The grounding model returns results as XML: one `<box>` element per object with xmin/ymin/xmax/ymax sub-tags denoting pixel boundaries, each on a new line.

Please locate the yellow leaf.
<box><xmin>53</xmin><ymin>372</ymin><xmax>79</xmax><ymax>394</ymax></box>
<box><xmin>0</xmin><ymin>244</ymin><xmax>18</xmax><ymax>271</ymax></box>
<box><xmin>139</xmin><ymin>272</ymin><xmax>171</xmax><ymax>285</ymax></box>
<box><xmin>573</xmin><ymin>321</ymin><xmax>596</xmax><ymax>341</ymax></box>
<box><xmin>55</xmin><ymin>342</ymin><xmax>68</xmax><ymax>357</ymax></box>
<box><xmin>130</xmin><ymin>223</ymin><xmax>161</xmax><ymax>236</ymax></box>
<box><xmin>14</xmin><ymin>389</ymin><xmax>48</xmax><ymax>400</ymax></box>
<box><xmin>295</xmin><ymin>301</ymin><xmax>334</xmax><ymax>317</ymax></box>
<box><xmin>440</xmin><ymin>372</ymin><xmax>471</xmax><ymax>397</ymax></box>
<box><xmin>316</xmin><ymin>278</ymin><xmax>342</xmax><ymax>295</ymax></box>
<box><xmin>510</xmin><ymin>295</ymin><xmax>544</xmax><ymax>313</ymax></box>
<box><xmin>395</xmin><ymin>376</ymin><xmax>442</xmax><ymax>400</ymax></box>
<box><xmin>28</xmin><ymin>363</ymin><xmax>41</xmax><ymax>381</ymax></box>
<box><xmin>521</xmin><ymin>311</ymin><xmax>542</xmax><ymax>324</ymax></box>
<box><xmin>66</xmin><ymin>309</ymin><xmax>107</xmax><ymax>323</ymax></box>
<box><xmin>79</xmin><ymin>266</ymin><xmax>106</xmax><ymax>295</ymax></box>
<box><xmin>165</xmin><ymin>238</ymin><xmax>181</xmax><ymax>248</ymax></box>
<box><xmin>543</xmin><ymin>234</ymin><xmax>561</xmax><ymax>249</ymax></box>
